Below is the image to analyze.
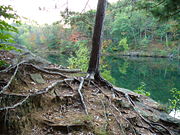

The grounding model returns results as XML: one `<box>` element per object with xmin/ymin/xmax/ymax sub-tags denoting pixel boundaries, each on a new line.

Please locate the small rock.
<box><xmin>30</xmin><ymin>73</ymin><xmax>45</xmax><ymax>84</ymax></box>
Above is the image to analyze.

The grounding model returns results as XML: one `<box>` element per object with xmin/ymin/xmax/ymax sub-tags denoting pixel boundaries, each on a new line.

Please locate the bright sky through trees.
<box><xmin>0</xmin><ymin>0</ymin><xmax>118</xmax><ymax>24</ymax></box>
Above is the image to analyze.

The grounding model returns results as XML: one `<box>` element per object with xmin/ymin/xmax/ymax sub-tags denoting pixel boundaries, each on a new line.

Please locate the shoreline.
<box><xmin>103</xmin><ymin>51</ymin><xmax>180</xmax><ymax>59</ymax></box>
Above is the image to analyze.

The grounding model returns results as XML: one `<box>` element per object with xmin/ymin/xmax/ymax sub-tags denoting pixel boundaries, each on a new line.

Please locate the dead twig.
<box><xmin>0</xmin><ymin>63</ymin><xmax>20</xmax><ymax>94</ymax></box>
<box><xmin>77</xmin><ymin>77</ymin><xmax>88</xmax><ymax>115</ymax></box>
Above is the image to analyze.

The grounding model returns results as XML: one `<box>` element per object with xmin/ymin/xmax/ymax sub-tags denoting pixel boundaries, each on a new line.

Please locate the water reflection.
<box><xmin>101</xmin><ymin>56</ymin><xmax>180</xmax><ymax>105</ymax></box>
<box><xmin>44</xmin><ymin>53</ymin><xmax>180</xmax><ymax>110</ymax></box>
<box><xmin>47</xmin><ymin>54</ymin><xmax>69</xmax><ymax>67</ymax></box>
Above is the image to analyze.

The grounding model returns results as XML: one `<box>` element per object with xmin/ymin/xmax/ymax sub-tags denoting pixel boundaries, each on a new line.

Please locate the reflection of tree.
<box><xmin>102</xmin><ymin>56</ymin><xmax>179</xmax><ymax>104</ymax></box>
<box><xmin>100</xmin><ymin>57</ymin><xmax>115</xmax><ymax>84</ymax></box>
<box><xmin>47</xmin><ymin>54</ymin><xmax>69</xmax><ymax>67</ymax></box>
<box><xmin>178</xmin><ymin>60</ymin><xmax>180</xmax><ymax>76</ymax></box>
<box><xmin>118</xmin><ymin>61</ymin><xmax>129</xmax><ymax>74</ymax></box>
<box><xmin>101</xmin><ymin>70</ymin><xmax>115</xmax><ymax>84</ymax></box>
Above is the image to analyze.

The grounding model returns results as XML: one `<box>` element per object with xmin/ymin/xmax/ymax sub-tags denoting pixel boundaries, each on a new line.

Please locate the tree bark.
<box><xmin>165</xmin><ymin>33</ymin><xmax>168</xmax><ymax>47</ymax></box>
<box><xmin>87</xmin><ymin>0</ymin><xmax>107</xmax><ymax>77</ymax></box>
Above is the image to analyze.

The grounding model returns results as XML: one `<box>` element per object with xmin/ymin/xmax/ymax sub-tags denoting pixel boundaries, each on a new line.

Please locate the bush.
<box><xmin>134</xmin><ymin>82</ymin><xmax>150</xmax><ymax>96</ymax></box>
<box><xmin>168</xmin><ymin>88</ymin><xmax>180</xmax><ymax>112</ymax></box>
<box><xmin>118</xmin><ymin>38</ymin><xmax>129</xmax><ymax>52</ymax></box>
<box><xmin>101</xmin><ymin>70</ymin><xmax>115</xmax><ymax>84</ymax></box>
<box><xmin>139</xmin><ymin>38</ymin><xmax>150</xmax><ymax>48</ymax></box>
<box><xmin>68</xmin><ymin>41</ymin><xmax>89</xmax><ymax>71</ymax></box>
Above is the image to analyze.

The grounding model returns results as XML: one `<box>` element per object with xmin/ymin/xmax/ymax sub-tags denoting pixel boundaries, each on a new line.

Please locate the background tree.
<box><xmin>0</xmin><ymin>5</ymin><xmax>20</xmax><ymax>50</ymax></box>
<box><xmin>135</xmin><ymin>0</ymin><xmax>180</xmax><ymax>20</ymax></box>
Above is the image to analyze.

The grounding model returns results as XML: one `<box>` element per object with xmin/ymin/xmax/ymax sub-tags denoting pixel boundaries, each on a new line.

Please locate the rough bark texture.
<box><xmin>87</xmin><ymin>0</ymin><xmax>107</xmax><ymax>75</ymax></box>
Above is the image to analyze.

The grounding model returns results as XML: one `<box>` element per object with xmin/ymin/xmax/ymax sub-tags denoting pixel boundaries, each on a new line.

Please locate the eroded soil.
<box><xmin>0</xmin><ymin>50</ymin><xmax>180</xmax><ymax>135</ymax></box>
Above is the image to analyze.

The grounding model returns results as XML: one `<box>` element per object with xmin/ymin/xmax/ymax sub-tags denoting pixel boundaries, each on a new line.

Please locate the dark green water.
<box><xmin>46</xmin><ymin>54</ymin><xmax>180</xmax><ymax>105</ymax></box>
<box><xmin>47</xmin><ymin>54</ymin><xmax>69</xmax><ymax>67</ymax></box>
<box><xmin>101</xmin><ymin>56</ymin><xmax>180</xmax><ymax>105</ymax></box>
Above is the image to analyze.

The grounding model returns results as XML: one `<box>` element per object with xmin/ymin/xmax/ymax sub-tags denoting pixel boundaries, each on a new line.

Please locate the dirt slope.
<box><xmin>0</xmin><ymin>49</ymin><xmax>180</xmax><ymax>135</ymax></box>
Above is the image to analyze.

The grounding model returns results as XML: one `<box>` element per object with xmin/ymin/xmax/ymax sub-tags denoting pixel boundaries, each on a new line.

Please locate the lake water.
<box><xmin>45</xmin><ymin>54</ymin><xmax>180</xmax><ymax>105</ymax></box>
<box><xmin>101</xmin><ymin>56</ymin><xmax>180</xmax><ymax>105</ymax></box>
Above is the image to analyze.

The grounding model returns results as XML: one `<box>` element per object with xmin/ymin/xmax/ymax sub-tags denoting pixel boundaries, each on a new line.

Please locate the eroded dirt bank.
<box><xmin>0</xmin><ymin>47</ymin><xmax>180</xmax><ymax>135</ymax></box>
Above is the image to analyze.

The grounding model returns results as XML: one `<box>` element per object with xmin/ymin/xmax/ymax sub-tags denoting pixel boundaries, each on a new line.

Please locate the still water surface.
<box><xmin>47</xmin><ymin>54</ymin><xmax>180</xmax><ymax>105</ymax></box>
<box><xmin>101</xmin><ymin>56</ymin><xmax>180</xmax><ymax>105</ymax></box>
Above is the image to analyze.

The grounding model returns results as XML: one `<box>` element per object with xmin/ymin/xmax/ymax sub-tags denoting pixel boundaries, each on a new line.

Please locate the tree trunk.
<box><xmin>87</xmin><ymin>0</ymin><xmax>107</xmax><ymax>78</ymax></box>
<box><xmin>165</xmin><ymin>33</ymin><xmax>168</xmax><ymax>47</ymax></box>
<box><xmin>144</xmin><ymin>29</ymin><xmax>147</xmax><ymax>38</ymax></box>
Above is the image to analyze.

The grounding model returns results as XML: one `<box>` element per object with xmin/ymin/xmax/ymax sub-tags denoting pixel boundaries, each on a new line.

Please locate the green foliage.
<box><xmin>118</xmin><ymin>38</ymin><xmax>129</xmax><ymax>51</ymax></box>
<box><xmin>118</xmin><ymin>61</ymin><xmax>129</xmax><ymax>74</ymax></box>
<box><xmin>111</xmin><ymin>13</ymin><xmax>132</xmax><ymax>41</ymax></box>
<box><xmin>0</xmin><ymin>6</ymin><xmax>21</xmax><ymax>66</ymax></box>
<box><xmin>61</xmin><ymin>10</ymin><xmax>96</xmax><ymax>38</ymax></box>
<box><xmin>5</xmin><ymin>0</ymin><xmax>179</xmax><ymax>59</ymax></box>
<box><xmin>101</xmin><ymin>70</ymin><xmax>115</xmax><ymax>84</ymax></box>
<box><xmin>68</xmin><ymin>41</ymin><xmax>89</xmax><ymax>71</ymax></box>
<box><xmin>168</xmin><ymin>88</ymin><xmax>180</xmax><ymax>112</ymax></box>
<box><xmin>0</xmin><ymin>5</ymin><xmax>20</xmax><ymax>51</ymax></box>
<box><xmin>135</xmin><ymin>0</ymin><xmax>180</xmax><ymax>20</ymax></box>
<box><xmin>0</xmin><ymin>60</ymin><xmax>9</xmax><ymax>67</ymax></box>
<box><xmin>0</xmin><ymin>5</ymin><xmax>20</xmax><ymax>41</ymax></box>
<box><xmin>134</xmin><ymin>82</ymin><xmax>150</xmax><ymax>96</ymax></box>
<box><xmin>0</xmin><ymin>43</ymin><xmax>21</xmax><ymax>51</ymax></box>
<box><xmin>105</xmin><ymin>0</ymin><xmax>179</xmax><ymax>53</ymax></box>
<box><xmin>59</xmin><ymin>40</ymin><xmax>78</xmax><ymax>54</ymax></box>
<box><xmin>139</xmin><ymin>38</ymin><xmax>150</xmax><ymax>47</ymax></box>
<box><xmin>159</xmin><ymin>50</ymin><xmax>168</xmax><ymax>56</ymax></box>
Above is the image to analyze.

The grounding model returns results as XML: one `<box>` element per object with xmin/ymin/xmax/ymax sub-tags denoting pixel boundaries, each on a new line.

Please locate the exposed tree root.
<box><xmin>43</xmin><ymin>67</ymin><xmax>81</xmax><ymax>73</ymax></box>
<box><xmin>90</xmin><ymin>74</ymin><xmax>176</xmax><ymax>135</ymax></box>
<box><xmin>0</xmin><ymin>64</ymin><xmax>13</xmax><ymax>73</ymax></box>
<box><xmin>77</xmin><ymin>77</ymin><xmax>88</xmax><ymax>115</ymax></box>
<box><xmin>0</xmin><ymin>62</ymin><xmax>179</xmax><ymax>135</ymax></box>
<box><xmin>0</xmin><ymin>62</ymin><xmax>68</xmax><ymax>94</ymax></box>
<box><xmin>0</xmin><ymin>61</ymin><xmax>22</xmax><ymax>94</ymax></box>
<box><xmin>23</xmin><ymin>63</ymin><xmax>68</xmax><ymax>78</ymax></box>
<box><xmin>0</xmin><ymin>95</ymin><xmax>30</xmax><ymax>111</ymax></box>
<box><xmin>0</xmin><ymin>78</ymin><xmax>74</xmax><ymax>111</ymax></box>
<box><xmin>124</xmin><ymin>93</ymin><xmax>173</xmax><ymax>135</ymax></box>
<box><xmin>110</xmin><ymin>103</ymin><xmax>137</xmax><ymax>135</ymax></box>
